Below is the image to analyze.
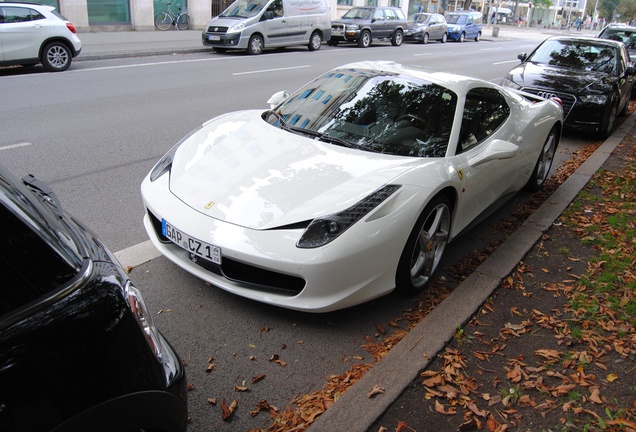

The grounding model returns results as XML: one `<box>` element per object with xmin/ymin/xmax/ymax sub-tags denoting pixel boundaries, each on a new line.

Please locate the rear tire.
<box><xmin>41</xmin><ymin>42</ymin><xmax>71</xmax><ymax>72</ymax></box>
<box><xmin>176</xmin><ymin>13</ymin><xmax>190</xmax><ymax>30</ymax></box>
<box><xmin>475</xmin><ymin>32</ymin><xmax>481</xmax><ymax>41</ymax></box>
<box><xmin>525</xmin><ymin>126</ymin><xmax>558</xmax><ymax>192</ymax></box>
<box><xmin>395</xmin><ymin>195</ymin><xmax>451</xmax><ymax>294</ymax></box>
<box><xmin>154</xmin><ymin>12</ymin><xmax>172</xmax><ymax>31</ymax></box>
<box><xmin>441</xmin><ymin>33</ymin><xmax>447</xmax><ymax>43</ymax></box>
<box><xmin>308</xmin><ymin>31</ymin><xmax>322</xmax><ymax>51</ymax></box>
<box><xmin>247</xmin><ymin>34</ymin><xmax>264</xmax><ymax>55</ymax></box>
<box><xmin>391</xmin><ymin>29</ymin><xmax>403</xmax><ymax>46</ymax></box>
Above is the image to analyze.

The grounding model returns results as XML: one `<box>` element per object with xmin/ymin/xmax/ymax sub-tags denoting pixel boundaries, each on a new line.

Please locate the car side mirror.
<box><xmin>267</xmin><ymin>90</ymin><xmax>289</xmax><ymax>109</ymax></box>
<box><xmin>263</xmin><ymin>10</ymin><xmax>274</xmax><ymax>20</ymax></box>
<box><xmin>518</xmin><ymin>53</ymin><xmax>527</xmax><ymax>62</ymax></box>
<box><xmin>468</xmin><ymin>139</ymin><xmax>519</xmax><ymax>167</ymax></box>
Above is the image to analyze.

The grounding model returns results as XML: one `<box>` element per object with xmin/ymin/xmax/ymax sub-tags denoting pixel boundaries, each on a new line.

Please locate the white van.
<box><xmin>202</xmin><ymin>0</ymin><xmax>331</xmax><ymax>55</ymax></box>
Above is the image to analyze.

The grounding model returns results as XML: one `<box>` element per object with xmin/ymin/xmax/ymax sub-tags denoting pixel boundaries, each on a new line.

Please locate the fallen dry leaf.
<box><xmin>221</xmin><ymin>398</ymin><xmax>238</xmax><ymax>421</ymax></box>
<box><xmin>368</xmin><ymin>385</ymin><xmax>385</xmax><ymax>398</ymax></box>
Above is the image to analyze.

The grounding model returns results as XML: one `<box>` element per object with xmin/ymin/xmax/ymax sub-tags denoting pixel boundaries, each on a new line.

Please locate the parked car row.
<box><xmin>201</xmin><ymin>0</ymin><xmax>483</xmax><ymax>55</ymax></box>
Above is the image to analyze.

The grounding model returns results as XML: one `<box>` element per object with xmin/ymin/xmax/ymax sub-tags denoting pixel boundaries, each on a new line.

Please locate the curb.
<box><xmin>308</xmin><ymin>111</ymin><xmax>636</xmax><ymax>432</ymax></box>
<box><xmin>76</xmin><ymin>47</ymin><xmax>209</xmax><ymax>62</ymax></box>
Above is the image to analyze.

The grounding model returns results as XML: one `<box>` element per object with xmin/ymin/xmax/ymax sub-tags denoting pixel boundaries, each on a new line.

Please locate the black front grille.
<box><xmin>522</xmin><ymin>87</ymin><xmax>577</xmax><ymax>119</ymax></box>
<box><xmin>147</xmin><ymin>210</ymin><xmax>305</xmax><ymax>296</ymax></box>
<box><xmin>206</xmin><ymin>26</ymin><xmax>228</xmax><ymax>33</ymax></box>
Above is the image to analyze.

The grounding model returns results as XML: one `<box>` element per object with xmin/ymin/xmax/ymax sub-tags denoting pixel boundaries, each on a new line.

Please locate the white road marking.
<box><xmin>479</xmin><ymin>47</ymin><xmax>504</xmax><ymax>51</ymax></box>
<box><xmin>233</xmin><ymin>65</ymin><xmax>311</xmax><ymax>76</ymax></box>
<box><xmin>493</xmin><ymin>59</ymin><xmax>520</xmax><ymax>65</ymax></box>
<box><xmin>0</xmin><ymin>142</ymin><xmax>32</xmax><ymax>151</ymax></box>
<box><xmin>115</xmin><ymin>240</ymin><xmax>162</xmax><ymax>269</ymax></box>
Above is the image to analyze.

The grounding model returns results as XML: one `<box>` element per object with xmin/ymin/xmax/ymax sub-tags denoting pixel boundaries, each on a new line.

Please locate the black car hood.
<box><xmin>508</xmin><ymin>62</ymin><xmax>616</xmax><ymax>94</ymax></box>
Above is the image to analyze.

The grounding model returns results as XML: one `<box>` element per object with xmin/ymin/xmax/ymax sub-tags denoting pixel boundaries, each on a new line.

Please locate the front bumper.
<box><xmin>202</xmin><ymin>31</ymin><xmax>243</xmax><ymax>48</ymax></box>
<box><xmin>141</xmin><ymin>172</ymin><xmax>417</xmax><ymax>312</ymax></box>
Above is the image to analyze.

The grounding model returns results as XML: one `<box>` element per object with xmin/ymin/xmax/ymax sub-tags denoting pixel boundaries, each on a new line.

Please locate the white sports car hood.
<box><xmin>169</xmin><ymin>110</ymin><xmax>424</xmax><ymax>229</ymax></box>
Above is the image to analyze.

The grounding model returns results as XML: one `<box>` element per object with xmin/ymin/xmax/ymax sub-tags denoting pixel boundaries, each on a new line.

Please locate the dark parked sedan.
<box><xmin>502</xmin><ymin>36</ymin><xmax>635</xmax><ymax>138</ymax></box>
<box><xmin>0</xmin><ymin>164</ymin><xmax>187</xmax><ymax>432</ymax></box>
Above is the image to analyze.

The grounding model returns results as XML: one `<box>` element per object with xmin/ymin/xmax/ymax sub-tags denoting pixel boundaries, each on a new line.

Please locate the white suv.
<box><xmin>0</xmin><ymin>3</ymin><xmax>82</xmax><ymax>72</ymax></box>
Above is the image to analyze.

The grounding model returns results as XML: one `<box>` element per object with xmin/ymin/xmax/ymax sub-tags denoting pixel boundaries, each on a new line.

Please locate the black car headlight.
<box><xmin>297</xmin><ymin>185</ymin><xmax>401</xmax><ymax>248</ymax></box>
<box><xmin>126</xmin><ymin>282</ymin><xmax>163</xmax><ymax>361</ymax></box>
<box><xmin>579</xmin><ymin>94</ymin><xmax>609</xmax><ymax>104</ymax></box>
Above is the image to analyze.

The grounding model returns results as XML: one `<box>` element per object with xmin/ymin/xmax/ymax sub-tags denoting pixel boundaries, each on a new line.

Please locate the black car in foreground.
<box><xmin>502</xmin><ymin>35</ymin><xmax>635</xmax><ymax>138</ymax></box>
<box><xmin>0</xmin><ymin>164</ymin><xmax>187</xmax><ymax>432</ymax></box>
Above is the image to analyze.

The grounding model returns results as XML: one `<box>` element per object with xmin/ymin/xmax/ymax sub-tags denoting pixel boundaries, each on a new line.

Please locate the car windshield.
<box><xmin>409</xmin><ymin>14</ymin><xmax>431</xmax><ymax>24</ymax></box>
<box><xmin>220</xmin><ymin>0</ymin><xmax>266</xmax><ymax>18</ymax></box>
<box><xmin>265</xmin><ymin>69</ymin><xmax>458</xmax><ymax>158</ymax></box>
<box><xmin>447</xmin><ymin>14</ymin><xmax>467</xmax><ymax>24</ymax></box>
<box><xmin>600</xmin><ymin>28</ymin><xmax>636</xmax><ymax>46</ymax></box>
<box><xmin>342</xmin><ymin>7</ymin><xmax>373</xmax><ymax>19</ymax></box>
<box><xmin>528</xmin><ymin>39</ymin><xmax>617</xmax><ymax>74</ymax></box>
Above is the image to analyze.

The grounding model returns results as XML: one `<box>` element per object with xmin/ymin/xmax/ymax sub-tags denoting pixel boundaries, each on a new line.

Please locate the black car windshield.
<box><xmin>529</xmin><ymin>39</ymin><xmax>618</xmax><ymax>74</ymax></box>
<box><xmin>342</xmin><ymin>7</ymin><xmax>373</xmax><ymax>19</ymax></box>
<box><xmin>265</xmin><ymin>69</ymin><xmax>458</xmax><ymax>158</ymax></box>
<box><xmin>220</xmin><ymin>0</ymin><xmax>266</xmax><ymax>18</ymax></box>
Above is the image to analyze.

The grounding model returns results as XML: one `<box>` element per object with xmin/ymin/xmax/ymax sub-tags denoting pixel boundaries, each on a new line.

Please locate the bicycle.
<box><xmin>154</xmin><ymin>2</ymin><xmax>190</xmax><ymax>31</ymax></box>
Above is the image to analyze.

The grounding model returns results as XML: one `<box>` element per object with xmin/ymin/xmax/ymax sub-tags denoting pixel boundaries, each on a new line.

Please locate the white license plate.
<box><xmin>162</xmin><ymin>219</ymin><xmax>221</xmax><ymax>265</ymax></box>
<box><xmin>208</xmin><ymin>35</ymin><xmax>220</xmax><ymax>41</ymax></box>
<box><xmin>332</xmin><ymin>29</ymin><xmax>343</xmax><ymax>36</ymax></box>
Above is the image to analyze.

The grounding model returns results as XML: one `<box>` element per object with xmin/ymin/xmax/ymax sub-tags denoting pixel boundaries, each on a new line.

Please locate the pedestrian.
<box><xmin>518</xmin><ymin>15</ymin><xmax>523</xmax><ymax>27</ymax></box>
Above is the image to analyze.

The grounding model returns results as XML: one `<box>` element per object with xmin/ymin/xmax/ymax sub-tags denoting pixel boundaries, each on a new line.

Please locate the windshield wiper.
<box><xmin>22</xmin><ymin>174</ymin><xmax>63</xmax><ymax>217</ymax></box>
<box><xmin>290</xmin><ymin>127</ymin><xmax>380</xmax><ymax>152</ymax></box>
<box><xmin>263</xmin><ymin>110</ymin><xmax>293</xmax><ymax>132</ymax></box>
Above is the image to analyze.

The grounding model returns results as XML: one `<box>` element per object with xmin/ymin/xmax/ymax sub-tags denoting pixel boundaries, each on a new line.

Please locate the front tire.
<box><xmin>358</xmin><ymin>30</ymin><xmax>371</xmax><ymax>47</ymax></box>
<box><xmin>154</xmin><ymin>12</ymin><xmax>172</xmax><ymax>31</ymax></box>
<box><xmin>308</xmin><ymin>31</ymin><xmax>322</xmax><ymax>51</ymax></box>
<box><xmin>41</xmin><ymin>42</ymin><xmax>72</xmax><ymax>72</ymax></box>
<box><xmin>422</xmin><ymin>33</ymin><xmax>429</xmax><ymax>44</ymax></box>
<box><xmin>601</xmin><ymin>103</ymin><xmax>618</xmax><ymax>139</ymax></box>
<box><xmin>247</xmin><ymin>34</ymin><xmax>264</xmax><ymax>55</ymax></box>
<box><xmin>391</xmin><ymin>29</ymin><xmax>403</xmax><ymax>46</ymax></box>
<box><xmin>395</xmin><ymin>195</ymin><xmax>451</xmax><ymax>293</ymax></box>
<box><xmin>458</xmin><ymin>32</ymin><xmax>465</xmax><ymax>42</ymax></box>
<box><xmin>525</xmin><ymin>126</ymin><xmax>558</xmax><ymax>192</ymax></box>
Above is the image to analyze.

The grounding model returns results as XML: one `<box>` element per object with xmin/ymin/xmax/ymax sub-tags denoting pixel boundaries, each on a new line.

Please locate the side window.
<box><xmin>267</xmin><ymin>0</ymin><xmax>284</xmax><ymax>18</ymax></box>
<box><xmin>385</xmin><ymin>9</ymin><xmax>396</xmax><ymax>20</ymax></box>
<box><xmin>2</xmin><ymin>7</ymin><xmax>33</xmax><ymax>23</ymax></box>
<box><xmin>458</xmin><ymin>88</ymin><xmax>510</xmax><ymax>153</ymax></box>
<box><xmin>373</xmin><ymin>9</ymin><xmax>384</xmax><ymax>20</ymax></box>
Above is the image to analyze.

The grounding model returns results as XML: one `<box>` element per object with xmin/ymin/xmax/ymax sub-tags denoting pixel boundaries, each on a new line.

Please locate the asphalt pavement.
<box><xmin>71</xmin><ymin>24</ymin><xmax>631</xmax><ymax>431</ymax></box>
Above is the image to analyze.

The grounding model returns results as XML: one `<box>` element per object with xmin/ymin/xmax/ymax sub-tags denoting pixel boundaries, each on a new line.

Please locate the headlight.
<box><xmin>229</xmin><ymin>21</ymin><xmax>246</xmax><ymax>32</ymax></box>
<box><xmin>297</xmin><ymin>185</ymin><xmax>401</xmax><ymax>248</ymax></box>
<box><xmin>150</xmin><ymin>143</ymin><xmax>179</xmax><ymax>181</ymax></box>
<box><xmin>449</xmin><ymin>25</ymin><xmax>459</xmax><ymax>32</ymax></box>
<box><xmin>579</xmin><ymin>94</ymin><xmax>608</xmax><ymax>104</ymax></box>
<box><xmin>126</xmin><ymin>282</ymin><xmax>163</xmax><ymax>361</ymax></box>
<box><xmin>346</xmin><ymin>24</ymin><xmax>360</xmax><ymax>31</ymax></box>
<box><xmin>501</xmin><ymin>77</ymin><xmax>522</xmax><ymax>89</ymax></box>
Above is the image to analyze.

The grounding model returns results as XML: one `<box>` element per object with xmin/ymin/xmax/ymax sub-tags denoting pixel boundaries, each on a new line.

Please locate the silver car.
<box><xmin>0</xmin><ymin>3</ymin><xmax>82</xmax><ymax>72</ymax></box>
<box><xmin>404</xmin><ymin>13</ymin><xmax>448</xmax><ymax>44</ymax></box>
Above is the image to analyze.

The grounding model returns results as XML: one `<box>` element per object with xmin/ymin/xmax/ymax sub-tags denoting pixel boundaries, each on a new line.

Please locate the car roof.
<box><xmin>546</xmin><ymin>35</ymin><xmax>624</xmax><ymax>47</ymax></box>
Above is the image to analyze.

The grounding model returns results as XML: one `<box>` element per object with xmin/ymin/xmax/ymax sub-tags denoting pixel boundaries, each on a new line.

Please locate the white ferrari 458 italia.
<box><xmin>141</xmin><ymin>61</ymin><xmax>563</xmax><ymax>312</ymax></box>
